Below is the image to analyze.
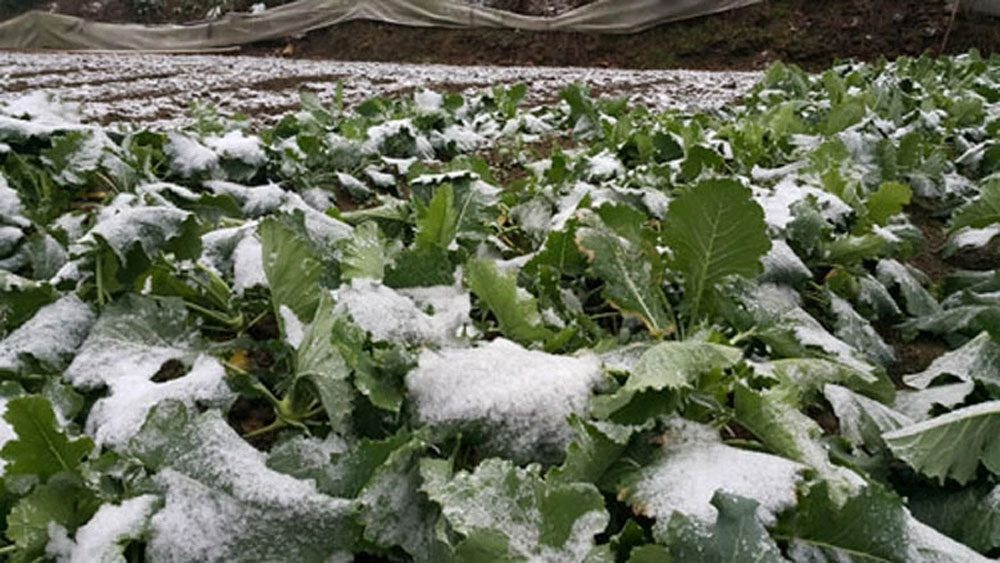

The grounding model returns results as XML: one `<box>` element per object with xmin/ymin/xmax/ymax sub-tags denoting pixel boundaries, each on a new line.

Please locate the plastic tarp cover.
<box><xmin>0</xmin><ymin>0</ymin><xmax>762</xmax><ymax>51</ymax></box>
<box><xmin>966</xmin><ymin>0</ymin><xmax>1000</xmax><ymax>17</ymax></box>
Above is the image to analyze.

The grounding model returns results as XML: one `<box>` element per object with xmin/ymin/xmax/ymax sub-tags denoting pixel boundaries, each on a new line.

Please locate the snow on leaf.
<box><xmin>0</xmin><ymin>295</ymin><xmax>95</xmax><ymax>374</ymax></box>
<box><xmin>619</xmin><ymin>419</ymin><xmax>806</xmax><ymax>535</ymax></box>
<box><xmin>824</xmin><ymin>384</ymin><xmax>913</xmax><ymax>453</ymax></box>
<box><xmin>422</xmin><ymin>457</ymin><xmax>608</xmax><ymax>562</ymax></box>
<box><xmin>334</xmin><ymin>279</ymin><xmax>472</xmax><ymax>347</ymax></box>
<box><xmin>130</xmin><ymin>402</ymin><xmax>356</xmax><ymax>563</ymax></box>
<box><xmin>47</xmin><ymin>495</ymin><xmax>158</xmax><ymax>563</ymax></box>
<box><xmin>406</xmin><ymin>338</ymin><xmax>601</xmax><ymax>463</ymax></box>
<box><xmin>903</xmin><ymin>332</ymin><xmax>1000</xmax><ymax>394</ymax></box>
<box><xmin>951</xmin><ymin>178</ymin><xmax>1000</xmax><ymax>232</ymax></box>
<box><xmin>883</xmin><ymin>400</ymin><xmax>1000</xmax><ymax>485</ymax></box>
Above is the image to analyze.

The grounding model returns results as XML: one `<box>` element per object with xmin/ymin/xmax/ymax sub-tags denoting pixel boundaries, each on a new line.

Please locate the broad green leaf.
<box><xmin>829</xmin><ymin>293</ymin><xmax>894</xmax><ymax>367</ymax></box>
<box><xmin>780</xmin><ymin>481</ymin><xmax>907</xmax><ymax>562</ymax></box>
<box><xmin>341</xmin><ymin>221</ymin><xmax>398</xmax><ymax>281</ymax></box>
<box><xmin>662</xmin><ymin>180</ymin><xmax>771</xmax><ymax>328</ymax></box>
<box><xmin>824</xmin><ymin>384</ymin><xmax>913</xmax><ymax>453</ymax></box>
<box><xmin>129</xmin><ymin>402</ymin><xmax>357</xmax><ymax>561</ymax></box>
<box><xmin>547</xmin><ymin>417</ymin><xmax>632</xmax><ymax>485</ymax></box>
<box><xmin>903</xmin><ymin>332</ymin><xmax>1000</xmax><ymax>394</ymax></box>
<box><xmin>295</xmin><ymin>294</ymin><xmax>353</xmax><ymax>436</ymax></box>
<box><xmin>577</xmin><ymin>223</ymin><xmax>673</xmax><ymax>337</ymax></box>
<box><xmin>824</xmin><ymin>98</ymin><xmax>866</xmax><ymax>135</ymax></box>
<box><xmin>259</xmin><ymin>212</ymin><xmax>329</xmax><ymax>322</ymax></box>
<box><xmin>414</xmin><ymin>183</ymin><xmax>458</xmax><ymax>251</ymax></box>
<box><xmin>355</xmin><ymin>437</ymin><xmax>451</xmax><ymax>562</ymax></box>
<box><xmin>5</xmin><ymin>473</ymin><xmax>100</xmax><ymax>562</ymax></box>
<box><xmin>465</xmin><ymin>258</ymin><xmax>553</xmax><ymax>345</ymax></box>
<box><xmin>1</xmin><ymin>396</ymin><xmax>93</xmax><ymax>480</ymax></box>
<box><xmin>627</xmin><ymin>545</ymin><xmax>672</xmax><ymax>563</ymax></box>
<box><xmin>951</xmin><ymin>179</ymin><xmax>1000</xmax><ymax>232</ymax></box>
<box><xmin>764</xmin><ymin>358</ymin><xmax>894</xmax><ymax>405</ymax></box>
<box><xmin>666</xmin><ymin>492</ymin><xmax>784</xmax><ymax>563</ymax></box>
<box><xmin>422</xmin><ymin>458</ymin><xmax>609</xmax><ymax>561</ymax></box>
<box><xmin>866</xmin><ymin>181</ymin><xmax>912</xmax><ymax>226</ymax></box>
<box><xmin>883</xmin><ymin>400</ymin><xmax>1000</xmax><ymax>485</ymax></box>
<box><xmin>626</xmin><ymin>341</ymin><xmax>742</xmax><ymax>393</ymax></box>
<box><xmin>332</xmin><ymin>315</ymin><xmax>405</xmax><ymax>412</ymax></box>
<box><xmin>384</xmin><ymin>245</ymin><xmax>454</xmax><ymax>288</ymax></box>
<box><xmin>907</xmin><ymin>483</ymin><xmax>1000</xmax><ymax>554</ymax></box>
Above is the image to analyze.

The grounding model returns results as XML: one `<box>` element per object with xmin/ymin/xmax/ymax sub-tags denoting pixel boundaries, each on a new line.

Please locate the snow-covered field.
<box><xmin>0</xmin><ymin>52</ymin><xmax>760</xmax><ymax>128</ymax></box>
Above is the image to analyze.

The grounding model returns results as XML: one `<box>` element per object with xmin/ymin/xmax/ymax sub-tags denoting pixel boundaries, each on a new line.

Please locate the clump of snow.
<box><xmin>205</xmin><ymin>130</ymin><xmax>266</xmax><ymax>166</ymax></box>
<box><xmin>85</xmin><ymin>355</ymin><xmax>232</xmax><ymax>447</ymax></box>
<box><xmin>279</xmin><ymin>305</ymin><xmax>305</xmax><ymax>348</ymax></box>
<box><xmin>585</xmin><ymin>151</ymin><xmax>625</xmax><ymax>181</ymax></box>
<box><xmin>0</xmin><ymin>295</ymin><xmax>95</xmax><ymax>373</ymax></box>
<box><xmin>231</xmin><ymin>232</ymin><xmax>267</xmax><ymax>295</ymax></box>
<box><xmin>47</xmin><ymin>495</ymin><xmax>159</xmax><ymax>563</ymax></box>
<box><xmin>406</xmin><ymin>338</ymin><xmax>602</xmax><ymax>462</ymax></box>
<box><xmin>333</xmin><ymin>279</ymin><xmax>472</xmax><ymax>347</ymax></box>
<box><xmin>946</xmin><ymin>226</ymin><xmax>1000</xmax><ymax>253</ymax></box>
<box><xmin>414</xmin><ymin>89</ymin><xmax>443</xmax><ymax>112</ymax></box>
<box><xmin>165</xmin><ymin>133</ymin><xmax>219</xmax><ymax>178</ymax></box>
<box><xmin>625</xmin><ymin>418</ymin><xmax>806</xmax><ymax>536</ymax></box>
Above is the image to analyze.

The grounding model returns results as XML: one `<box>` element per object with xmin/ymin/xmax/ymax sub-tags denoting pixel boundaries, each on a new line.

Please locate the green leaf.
<box><xmin>465</xmin><ymin>258</ymin><xmax>552</xmax><ymax>345</ymax></box>
<box><xmin>907</xmin><ymin>483</ymin><xmax>1000</xmax><ymax>553</ymax></box>
<box><xmin>662</xmin><ymin>180</ymin><xmax>771</xmax><ymax>329</ymax></box>
<box><xmin>824</xmin><ymin>98</ymin><xmax>866</xmax><ymax>135</ymax></box>
<box><xmin>259</xmin><ymin>212</ymin><xmax>329</xmax><ymax>321</ymax></box>
<box><xmin>577</xmin><ymin>222</ymin><xmax>673</xmax><ymax>337</ymax></box>
<box><xmin>779</xmin><ymin>481</ymin><xmax>907</xmax><ymax>562</ymax></box>
<box><xmin>422</xmin><ymin>458</ymin><xmax>609</xmax><ymax>561</ymax></box>
<box><xmin>627</xmin><ymin>544</ymin><xmax>672</xmax><ymax>563</ymax></box>
<box><xmin>1</xmin><ymin>396</ymin><xmax>93</xmax><ymax>481</ymax></box>
<box><xmin>666</xmin><ymin>492</ymin><xmax>785</xmax><ymax>563</ymax></box>
<box><xmin>951</xmin><ymin>179</ymin><xmax>1000</xmax><ymax>232</ymax></box>
<box><xmin>883</xmin><ymin>400</ymin><xmax>1000</xmax><ymax>485</ymax></box>
<box><xmin>415</xmin><ymin>183</ymin><xmax>458</xmax><ymax>251</ymax></box>
<box><xmin>384</xmin><ymin>245</ymin><xmax>454</xmax><ymax>288</ymax></box>
<box><xmin>765</xmin><ymin>358</ymin><xmax>894</xmax><ymax>405</ymax></box>
<box><xmin>341</xmin><ymin>221</ymin><xmax>398</xmax><ymax>281</ymax></box>
<box><xmin>547</xmin><ymin>417</ymin><xmax>632</xmax><ymax>485</ymax></box>
<box><xmin>824</xmin><ymin>384</ymin><xmax>913</xmax><ymax>453</ymax></box>
<box><xmin>628</xmin><ymin>341</ymin><xmax>742</xmax><ymax>393</ymax></box>
<box><xmin>5</xmin><ymin>473</ymin><xmax>100</xmax><ymax>562</ymax></box>
<box><xmin>295</xmin><ymin>294</ymin><xmax>353</xmax><ymax>435</ymax></box>
<box><xmin>866</xmin><ymin>182</ymin><xmax>912</xmax><ymax>226</ymax></box>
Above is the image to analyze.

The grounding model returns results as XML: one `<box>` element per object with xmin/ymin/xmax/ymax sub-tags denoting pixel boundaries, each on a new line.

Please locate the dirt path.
<box><xmin>0</xmin><ymin>52</ymin><xmax>760</xmax><ymax>128</ymax></box>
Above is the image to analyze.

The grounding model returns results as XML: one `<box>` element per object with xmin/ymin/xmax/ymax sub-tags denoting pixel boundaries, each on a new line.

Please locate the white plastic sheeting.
<box><xmin>0</xmin><ymin>0</ymin><xmax>763</xmax><ymax>51</ymax></box>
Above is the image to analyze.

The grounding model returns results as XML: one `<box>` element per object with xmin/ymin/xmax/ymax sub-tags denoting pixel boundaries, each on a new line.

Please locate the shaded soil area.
<box><xmin>238</xmin><ymin>0</ymin><xmax>1000</xmax><ymax>71</ymax></box>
